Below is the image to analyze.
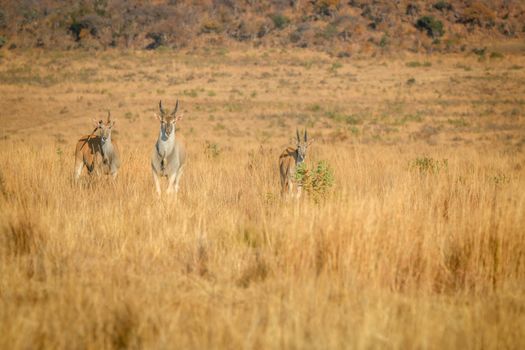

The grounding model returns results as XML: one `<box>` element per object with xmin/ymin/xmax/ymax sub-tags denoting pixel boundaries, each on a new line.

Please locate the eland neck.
<box><xmin>157</xmin><ymin>128</ymin><xmax>175</xmax><ymax>157</ymax></box>
<box><xmin>101</xmin><ymin>135</ymin><xmax>114</xmax><ymax>156</ymax></box>
<box><xmin>295</xmin><ymin>149</ymin><xmax>304</xmax><ymax>165</ymax></box>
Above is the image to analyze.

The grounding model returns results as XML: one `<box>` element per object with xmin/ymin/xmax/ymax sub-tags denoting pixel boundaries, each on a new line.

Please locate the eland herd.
<box><xmin>74</xmin><ymin>99</ymin><xmax>312</xmax><ymax>199</ymax></box>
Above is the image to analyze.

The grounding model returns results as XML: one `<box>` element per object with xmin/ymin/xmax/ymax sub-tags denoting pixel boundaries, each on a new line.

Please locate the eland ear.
<box><xmin>175</xmin><ymin>113</ymin><xmax>183</xmax><ymax>122</ymax></box>
<box><xmin>93</xmin><ymin>119</ymin><xmax>101</xmax><ymax>128</ymax></box>
<box><xmin>154</xmin><ymin>113</ymin><xmax>162</xmax><ymax>121</ymax></box>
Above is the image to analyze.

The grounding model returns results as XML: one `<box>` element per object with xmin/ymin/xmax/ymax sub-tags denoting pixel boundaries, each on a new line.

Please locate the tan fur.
<box><xmin>279</xmin><ymin>146</ymin><xmax>299</xmax><ymax>197</ymax></box>
<box><xmin>73</xmin><ymin>116</ymin><xmax>120</xmax><ymax>181</ymax></box>
<box><xmin>74</xmin><ymin>132</ymin><xmax>103</xmax><ymax>178</ymax></box>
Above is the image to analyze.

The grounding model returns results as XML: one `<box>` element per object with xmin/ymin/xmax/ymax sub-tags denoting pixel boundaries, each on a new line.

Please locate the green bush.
<box><xmin>406</xmin><ymin>61</ymin><xmax>432</xmax><ymax>68</ymax></box>
<box><xmin>0</xmin><ymin>36</ymin><xmax>6</xmax><ymax>49</ymax></box>
<box><xmin>295</xmin><ymin>161</ymin><xmax>335</xmax><ymax>202</ymax></box>
<box><xmin>379</xmin><ymin>34</ymin><xmax>389</xmax><ymax>48</ymax></box>
<box><xmin>271</xmin><ymin>13</ymin><xmax>290</xmax><ymax>30</ymax></box>
<box><xmin>204</xmin><ymin>141</ymin><xmax>220</xmax><ymax>158</ymax></box>
<box><xmin>411</xmin><ymin>157</ymin><xmax>448</xmax><ymax>174</ymax></box>
<box><xmin>433</xmin><ymin>1</ymin><xmax>453</xmax><ymax>12</ymax></box>
<box><xmin>472</xmin><ymin>47</ymin><xmax>486</xmax><ymax>57</ymax></box>
<box><xmin>489</xmin><ymin>52</ymin><xmax>504</xmax><ymax>59</ymax></box>
<box><xmin>314</xmin><ymin>0</ymin><xmax>340</xmax><ymax>17</ymax></box>
<box><xmin>416</xmin><ymin>16</ymin><xmax>444</xmax><ymax>37</ymax></box>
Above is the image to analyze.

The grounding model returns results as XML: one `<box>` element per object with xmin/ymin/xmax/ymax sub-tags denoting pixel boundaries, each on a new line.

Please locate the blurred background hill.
<box><xmin>0</xmin><ymin>0</ymin><xmax>524</xmax><ymax>56</ymax></box>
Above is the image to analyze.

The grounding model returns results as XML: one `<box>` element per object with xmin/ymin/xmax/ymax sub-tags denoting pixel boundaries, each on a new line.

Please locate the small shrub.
<box><xmin>309</xmin><ymin>104</ymin><xmax>322</xmax><ymax>112</ymax></box>
<box><xmin>379</xmin><ymin>34</ymin><xmax>389</xmax><ymax>48</ymax></box>
<box><xmin>314</xmin><ymin>0</ymin><xmax>340</xmax><ymax>17</ymax></box>
<box><xmin>295</xmin><ymin>161</ymin><xmax>335</xmax><ymax>202</ymax></box>
<box><xmin>411</xmin><ymin>157</ymin><xmax>448</xmax><ymax>174</ymax></box>
<box><xmin>204</xmin><ymin>141</ymin><xmax>220</xmax><ymax>158</ymax></box>
<box><xmin>406</xmin><ymin>61</ymin><xmax>421</xmax><ymax>68</ymax></box>
<box><xmin>214</xmin><ymin>123</ymin><xmax>226</xmax><ymax>131</ymax></box>
<box><xmin>69</xmin><ymin>14</ymin><xmax>107</xmax><ymax>42</ymax></box>
<box><xmin>145</xmin><ymin>32</ymin><xmax>166</xmax><ymax>50</ymax></box>
<box><xmin>415</xmin><ymin>16</ymin><xmax>444</xmax><ymax>38</ymax></box>
<box><xmin>472</xmin><ymin>47</ymin><xmax>486</xmax><ymax>57</ymax></box>
<box><xmin>201</xmin><ymin>19</ymin><xmax>223</xmax><ymax>34</ymax></box>
<box><xmin>406</xmin><ymin>4</ymin><xmax>419</xmax><ymax>16</ymax></box>
<box><xmin>406</xmin><ymin>61</ymin><xmax>431</xmax><ymax>68</ymax></box>
<box><xmin>318</xmin><ymin>23</ymin><xmax>338</xmax><ymax>40</ymax></box>
<box><xmin>455</xmin><ymin>63</ymin><xmax>472</xmax><ymax>71</ymax></box>
<box><xmin>329</xmin><ymin>62</ymin><xmax>343</xmax><ymax>73</ymax></box>
<box><xmin>406</xmin><ymin>77</ymin><xmax>416</xmax><ymax>85</ymax></box>
<box><xmin>433</xmin><ymin>1</ymin><xmax>453</xmax><ymax>12</ymax></box>
<box><xmin>489</xmin><ymin>52</ymin><xmax>503</xmax><ymax>59</ymax></box>
<box><xmin>270</xmin><ymin>13</ymin><xmax>290</xmax><ymax>30</ymax></box>
<box><xmin>447</xmin><ymin>118</ymin><xmax>469</xmax><ymax>127</ymax></box>
<box><xmin>459</xmin><ymin>3</ymin><xmax>496</xmax><ymax>28</ymax></box>
<box><xmin>491</xmin><ymin>173</ymin><xmax>510</xmax><ymax>185</ymax></box>
<box><xmin>183</xmin><ymin>89</ymin><xmax>198</xmax><ymax>98</ymax></box>
<box><xmin>0</xmin><ymin>36</ymin><xmax>6</xmax><ymax>49</ymax></box>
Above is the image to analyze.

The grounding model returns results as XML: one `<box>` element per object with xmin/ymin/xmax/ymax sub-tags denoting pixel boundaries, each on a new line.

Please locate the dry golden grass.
<box><xmin>0</xmin><ymin>47</ymin><xmax>524</xmax><ymax>349</ymax></box>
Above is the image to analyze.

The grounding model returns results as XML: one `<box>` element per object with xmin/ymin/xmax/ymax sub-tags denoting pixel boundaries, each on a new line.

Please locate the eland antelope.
<box><xmin>279</xmin><ymin>129</ymin><xmax>313</xmax><ymax>198</ymax></box>
<box><xmin>151</xmin><ymin>100</ymin><xmax>186</xmax><ymax>196</ymax></box>
<box><xmin>74</xmin><ymin>112</ymin><xmax>120</xmax><ymax>181</ymax></box>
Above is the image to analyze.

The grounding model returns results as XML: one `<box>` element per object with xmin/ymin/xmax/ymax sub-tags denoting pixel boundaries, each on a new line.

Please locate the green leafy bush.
<box><xmin>314</xmin><ymin>0</ymin><xmax>340</xmax><ymax>17</ymax></box>
<box><xmin>411</xmin><ymin>157</ymin><xmax>448</xmax><ymax>174</ymax></box>
<box><xmin>204</xmin><ymin>141</ymin><xmax>220</xmax><ymax>158</ymax></box>
<box><xmin>270</xmin><ymin>13</ymin><xmax>290</xmax><ymax>30</ymax></box>
<box><xmin>379</xmin><ymin>34</ymin><xmax>389</xmax><ymax>48</ymax></box>
<box><xmin>295</xmin><ymin>161</ymin><xmax>335</xmax><ymax>201</ymax></box>
<box><xmin>416</xmin><ymin>16</ymin><xmax>444</xmax><ymax>38</ymax></box>
<box><xmin>433</xmin><ymin>1</ymin><xmax>453</xmax><ymax>12</ymax></box>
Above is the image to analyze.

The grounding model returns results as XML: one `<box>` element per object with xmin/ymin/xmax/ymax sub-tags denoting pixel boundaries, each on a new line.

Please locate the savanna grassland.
<box><xmin>0</xmin><ymin>45</ymin><xmax>525</xmax><ymax>349</ymax></box>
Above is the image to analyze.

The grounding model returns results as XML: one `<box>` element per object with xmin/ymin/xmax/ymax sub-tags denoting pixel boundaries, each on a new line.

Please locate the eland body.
<box><xmin>74</xmin><ymin>112</ymin><xmax>120</xmax><ymax>181</ymax></box>
<box><xmin>279</xmin><ymin>129</ymin><xmax>312</xmax><ymax>198</ymax></box>
<box><xmin>151</xmin><ymin>100</ymin><xmax>186</xmax><ymax>196</ymax></box>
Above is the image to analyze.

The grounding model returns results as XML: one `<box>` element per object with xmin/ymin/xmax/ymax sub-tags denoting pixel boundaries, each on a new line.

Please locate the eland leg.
<box><xmin>173</xmin><ymin>165</ymin><xmax>184</xmax><ymax>194</ymax></box>
<box><xmin>166</xmin><ymin>171</ymin><xmax>178</xmax><ymax>196</ymax></box>
<box><xmin>73</xmin><ymin>159</ymin><xmax>84</xmax><ymax>183</ymax></box>
<box><xmin>152</xmin><ymin>168</ymin><xmax>161</xmax><ymax>196</ymax></box>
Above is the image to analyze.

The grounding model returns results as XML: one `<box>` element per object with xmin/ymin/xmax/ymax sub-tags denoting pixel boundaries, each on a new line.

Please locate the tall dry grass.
<box><xmin>0</xmin><ymin>48</ymin><xmax>524</xmax><ymax>349</ymax></box>
<box><xmin>1</xmin><ymin>141</ymin><xmax>524</xmax><ymax>349</ymax></box>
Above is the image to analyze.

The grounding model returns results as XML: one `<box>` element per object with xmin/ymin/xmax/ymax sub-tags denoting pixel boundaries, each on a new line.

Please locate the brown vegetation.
<box><xmin>0</xmin><ymin>47</ymin><xmax>524</xmax><ymax>348</ymax></box>
<box><xmin>0</xmin><ymin>1</ymin><xmax>524</xmax><ymax>55</ymax></box>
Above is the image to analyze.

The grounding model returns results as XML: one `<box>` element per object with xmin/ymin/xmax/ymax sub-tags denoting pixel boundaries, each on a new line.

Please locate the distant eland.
<box><xmin>151</xmin><ymin>100</ymin><xmax>186</xmax><ymax>196</ymax></box>
<box><xmin>74</xmin><ymin>111</ymin><xmax>120</xmax><ymax>181</ymax></box>
<box><xmin>279</xmin><ymin>129</ymin><xmax>313</xmax><ymax>198</ymax></box>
